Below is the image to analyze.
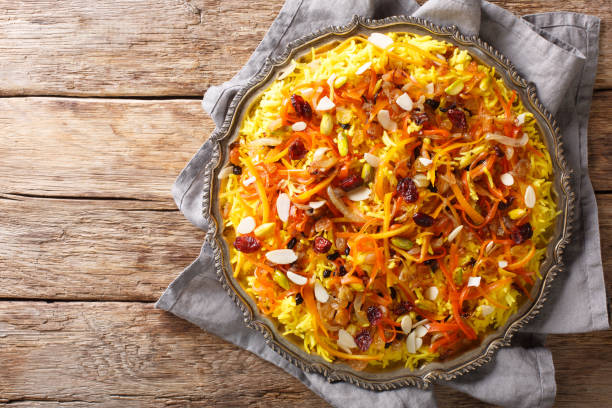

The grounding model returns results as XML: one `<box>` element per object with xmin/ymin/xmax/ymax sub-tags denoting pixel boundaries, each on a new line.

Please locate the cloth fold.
<box><xmin>159</xmin><ymin>1</ymin><xmax>607</xmax><ymax>407</ymax></box>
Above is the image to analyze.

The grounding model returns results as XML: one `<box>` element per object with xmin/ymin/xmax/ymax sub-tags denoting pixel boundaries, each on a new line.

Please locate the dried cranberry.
<box><xmin>511</xmin><ymin>222</ymin><xmax>533</xmax><ymax>244</ymax></box>
<box><xmin>413</xmin><ymin>212</ymin><xmax>434</xmax><ymax>227</ymax></box>
<box><xmin>295</xmin><ymin>293</ymin><xmax>304</xmax><ymax>305</ymax></box>
<box><xmin>313</xmin><ymin>236</ymin><xmax>332</xmax><ymax>253</ymax></box>
<box><xmin>290</xmin><ymin>94</ymin><xmax>312</xmax><ymax>120</ymax></box>
<box><xmin>425</xmin><ymin>98</ymin><xmax>440</xmax><ymax>110</ymax></box>
<box><xmin>339</xmin><ymin>174</ymin><xmax>363</xmax><ymax>191</ymax></box>
<box><xmin>354</xmin><ymin>329</ymin><xmax>373</xmax><ymax>351</ymax></box>
<box><xmin>393</xmin><ymin>301</ymin><xmax>413</xmax><ymax>316</ymax></box>
<box><xmin>288</xmin><ymin>138</ymin><xmax>307</xmax><ymax>160</ymax></box>
<box><xmin>233</xmin><ymin>236</ymin><xmax>261</xmax><ymax>253</ymax></box>
<box><xmin>367</xmin><ymin>306</ymin><xmax>383</xmax><ymax>326</ymax></box>
<box><xmin>396</xmin><ymin>177</ymin><xmax>418</xmax><ymax>203</ymax></box>
<box><xmin>412</xmin><ymin>111</ymin><xmax>430</xmax><ymax>126</ymax></box>
<box><xmin>447</xmin><ymin>108</ymin><xmax>467</xmax><ymax>130</ymax></box>
<box><xmin>493</xmin><ymin>145</ymin><xmax>505</xmax><ymax>158</ymax></box>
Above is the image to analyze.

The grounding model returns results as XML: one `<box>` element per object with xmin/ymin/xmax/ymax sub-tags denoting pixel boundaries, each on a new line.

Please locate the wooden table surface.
<box><xmin>1</xmin><ymin>1</ymin><xmax>610</xmax><ymax>406</ymax></box>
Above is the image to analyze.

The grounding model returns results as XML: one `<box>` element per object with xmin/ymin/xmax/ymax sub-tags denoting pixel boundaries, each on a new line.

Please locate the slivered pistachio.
<box><xmin>445</xmin><ymin>79</ymin><xmax>464</xmax><ymax>95</ymax></box>
<box><xmin>479</xmin><ymin>76</ymin><xmax>490</xmax><ymax>91</ymax></box>
<box><xmin>509</xmin><ymin>208</ymin><xmax>527</xmax><ymax>220</ymax></box>
<box><xmin>254</xmin><ymin>222</ymin><xmax>275</xmax><ymax>238</ymax></box>
<box><xmin>320</xmin><ymin>113</ymin><xmax>333</xmax><ymax>135</ymax></box>
<box><xmin>273</xmin><ymin>270</ymin><xmax>290</xmax><ymax>290</ymax></box>
<box><xmin>337</xmin><ymin>132</ymin><xmax>349</xmax><ymax>157</ymax></box>
<box><xmin>391</xmin><ymin>237</ymin><xmax>414</xmax><ymax>250</ymax></box>
<box><xmin>361</xmin><ymin>163</ymin><xmax>373</xmax><ymax>181</ymax></box>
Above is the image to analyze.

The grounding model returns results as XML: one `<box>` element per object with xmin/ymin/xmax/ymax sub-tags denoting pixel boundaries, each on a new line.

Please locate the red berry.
<box><xmin>367</xmin><ymin>306</ymin><xmax>383</xmax><ymax>326</ymax></box>
<box><xmin>313</xmin><ymin>236</ymin><xmax>332</xmax><ymax>253</ymax></box>
<box><xmin>233</xmin><ymin>236</ymin><xmax>262</xmax><ymax>253</ymax></box>
<box><xmin>413</xmin><ymin>212</ymin><xmax>434</xmax><ymax>227</ymax></box>
<box><xmin>397</xmin><ymin>177</ymin><xmax>418</xmax><ymax>203</ymax></box>
<box><xmin>290</xmin><ymin>94</ymin><xmax>312</xmax><ymax>120</ymax></box>
<box><xmin>338</xmin><ymin>174</ymin><xmax>363</xmax><ymax>191</ymax></box>
<box><xmin>354</xmin><ymin>329</ymin><xmax>373</xmax><ymax>351</ymax></box>
<box><xmin>288</xmin><ymin>138</ymin><xmax>307</xmax><ymax>160</ymax></box>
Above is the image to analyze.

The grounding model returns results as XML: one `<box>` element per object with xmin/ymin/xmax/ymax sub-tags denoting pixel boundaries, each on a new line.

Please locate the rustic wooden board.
<box><xmin>1</xmin><ymin>92</ymin><xmax>611</xmax><ymax>203</ymax></box>
<box><xmin>0</xmin><ymin>302</ymin><xmax>609</xmax><ymax>407</ymax></box>
<box><xmin>0</xmin><ymin>0</ymin><xmax>609</xmax><ymax>97</ymax></box>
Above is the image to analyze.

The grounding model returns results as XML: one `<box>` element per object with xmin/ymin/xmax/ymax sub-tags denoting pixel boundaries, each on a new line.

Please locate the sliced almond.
<box><xmin>286</xmin><ymin>270</ymin><xmax>307</xmax><ymax>284</ymax></box>
<box><xmin>414</xmin><ymin>325</ymin><xmax>428</xmax><ymax>338</ymax></box>
<box><xmin>266</xmin><ymin>249</ymin><xmax>298</xmax><ymax>265</ymax></box>
<box><xmin>498</xmin><ymin>260</ymin><xmax>508</xmax><ymax>268</ymax></box>
<box><xmin>524</xmin><ymin>185</ymin><xmax>536</xmax><ymax>208</ymax></box>
<box><xmin>243</xmin><ymin>176</ymin><xmax>256</xmax><ymax>187</ymax></box>
<box><xmin>363</xmin><ymin>152</ymin><xmax>380</xmax><ymax>168</ymax></box>
<box><xmin>516</xmin><ymin>113</ymin><xmax>527</xmax><ymax>125</ymax></box>
<box><xmin>485</xmin><ymin>240</ymin><xmax>495</xmax><ymax>254</ymax></box>
<box><xmin>500</xmin><ymin>173</ymin><xmax>514</xmax><ymax>186</ymax></box>
<box><xmin>217</xmin><ymin>166</ymin><xmax>234</xmax><ymax>180</ymax></box>
<box><xmin>249</xmin><ymin>137</ymin><xmax>282</xmax><ymax>147</ymax></box>
<box><xmin>395</xmin><ymin>93</ymin><xmax>413</xmax><ymax>111</ymax></box>
<box><xmin>406</xmin><ymin>330</ymin><xmax>417</xmax><ymax>354</ymax></box>
<box><xmin>291</xmin><ymin>121</ymin><xmax>307</xmax><ymax>131</ymax></box>
<box><xmin>467</xmin><ymin>276</ymin><xmax>481</xmax><ymax>287</ymax></box>
<box><xmin>308</xmin><ymin>200</ymin><xmax>327</xmax><ymax>209</ymax></box>
<box><xmin>338</xmin><ymin>329</ymin><xmax>357</xmax><ymax>352</ymax></box>
<box><xmin>448</xmin><ymin>225</ymin><xmax>463</xmax><ymax>242</ymax></box>
<box><xmin>356</xmin><ymin>61</ymin><xmax>372</xmax><ymax>75</ymax></box>
<box><xmin>377</xmin><ymin>109</ymin><xmax>397</xmax><ymax>131</ymax></box>
<box><xmin>316</xmin><ymin>96</ymin><xmax>335</xmax><ymax>111</ymax></box>
<box><xmin>276</xmin><ymin>193</ymin><xmax>290</xmax><ymax>222</ymax></box>
<box><xmin>425</xmin><ymin>83</ymin><xmax>434</xmax><ymax>95</ymax></box>
<box><xmin>313</xmin><ymin>147</ymin><xmax>330</xmax><ymax>161</ymax></box>
<box><xmin>346</xmin><ymin>186</ymin><xmax>371</xmax><ymax>201</ymax></box>
<box><xmin>412</xmin><ymin>174</ymin><xmax>429</xmax><ymax>188</ymax></box>
<box><xmin>400</xmin><ymin>315</ymin><xmax>413</xmax><ymax>334</ymax></box>
<box><xmin>415</xmin><ymin>337</ymin><xmax>423</xmax><ymax>350</ymax></box>
<box><xmin>368</xmin><ymin>33</ymin><xmax>394</xmax><ymax>49</ymax></box>
<box><xmin>314</xmin><ymin>281</ymin><xmax>329</xmax><ymax>303</ymax></box>
<box><xmin>418</xmin><ymin>157</ymin><xmax>433</xmax><ymax>167</ymax></box>
<box><xmin>480</xmin><ymin>305</ymin><xmax>495</xmax><ymax>317</ymax></box>
<box><xmin>236</xmin><ymin>216</ymin><xmax>256</xmax><ymax>234</ymax></box>
<box><xmin>425</xmin><ymin>286</ymin><xmax>439</xmax><ymax>301</ymax></box>
<box><xmin>301</xmin><ymin>87</ymin><xmax>314</xmax><ymax>98</ymax></box>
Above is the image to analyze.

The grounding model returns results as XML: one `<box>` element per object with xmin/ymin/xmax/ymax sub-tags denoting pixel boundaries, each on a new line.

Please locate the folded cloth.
<box><xmin>157</xmin><ymin>1</ymin><xmax>608</xmax><ymax>406</ymax></box>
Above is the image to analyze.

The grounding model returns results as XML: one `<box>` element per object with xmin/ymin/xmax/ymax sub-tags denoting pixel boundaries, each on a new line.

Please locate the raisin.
<box><xmin>393</xmin><ymin>301</ymin><xmax>413</xmax><ymax>315</ymax></box>
<box><xmin>287</xmin><ymin>237</ymin><xmax>297</xmax><ymax>249</ymax></box>
<box><xmin>339</xmin><ymin>174</ymin><xmax>364</xmax><ymax>191</ymax></box>
<box><xmin>425</xmin><ymin>98</ymin><xmax>440</xmax><ymax>110</ymax></box>
<box><xmin>339</xmin><ymin>123</ymin><xmax>351</xmax><ymax>130</ymax></box>
<box><xmin>498</xmin><ymin>196</ymin><xmax>515</xmax><ymax>210</ymax></box>
<box><xmin>232</xmin><ymin>165</ymin><xmax>242</xmax><ymax>175</ymax></box>
<box><xmin>323</xmin><ymin>269</ymin><xmax>332</xmax><ymax>278</ymax></box>
<box><xmin>295</xmin><ymin>293</ymin><xmax>304</xmax><ymax>305</ymax></box>
<box><xmin>413</xmin><ymin>212</ymin><xmax>434</xmax><ymax>227</ymax></box>
<box><xmin>233</xmin><ymin>236</ymin><xmax>261</xmax><ymax>253</ymax></box>
<box><xmin>424</xmin><ymin>259</ymin><xmax>438</xmax><ymax>271</ymax></box>
<box><xmin>412</xmin><ymin>111</ymin><xmax>430</xmax><ymax>126</ymax></box>
<box><xmin>389</xmin><ymin>287</ymin><xmax>397</xmax><ymax>299</ymax></box>
<box><xmin>288</xmin><ymin>138</ymin><xmax>307</xmax><ymax>160</ymax></box>
<box><xmin>466</xmin><ymin>257</ymin><xmax>477</xmax><ymax>267</ymax></box>
<box><xmin>493</xmin><ymin>145</ymin><xmax>505</xmax><ymax>158</ymax></box>
<box><xmin>327</xmin><ymin>252</ymin><xmax>340</xmax><ymax>261</ymax></box>
<box><xmin>367</xmin><ymin>306</ymin><xmax>383</xmax><ymax>326</ymax></box>
<box><xmin>313</xmin><ymin>236</ymin><xmax>332</xmax><ymax>253</ymax></box>
<box><xmin>345</xmin><ymin>246</ymin><xmax>350</xmax><ymax>256</ymax></box>
<box><xmin>447</xmin><ymin>108</ymin><xmax>467</xmax><ymax>130</ymax></box>
<box><xmin>427</xmin><ymin>183</ymin><xmax>438</xmax><ymax>193</ymax></box>
<box><xmin>396</xmin><ymin>177</ymin><xmax>418</xmax><ymax>203</ymax></box>
<box><xmin>290</xmin><ymin>94</ymin><xmax>312</xmax><ymax>120</ymax></box>
<box><xmin>385</xmin><ymin>342</ymin><xmax>393</xmax><ymax>349</ymax></box>
<box><xmin>354</xmin><ymin>329</ymin><xmax>373</xmax><ymax>351</ymax></box>
<box><xmin>338</xmin><ymin>265</ymin><xmax>348</xmax><ymax>276</ymax></box>
<box><xmin>511</xmin><ymin>222</ymin><xmax>533</xmax><ymax>244</ymax></box>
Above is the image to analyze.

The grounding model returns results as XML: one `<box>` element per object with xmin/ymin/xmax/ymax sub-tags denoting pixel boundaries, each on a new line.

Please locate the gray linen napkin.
<box><xmin>158</xmin><ymin>1</ymin><xmax>608</xmax><ymax>406</ymax></box>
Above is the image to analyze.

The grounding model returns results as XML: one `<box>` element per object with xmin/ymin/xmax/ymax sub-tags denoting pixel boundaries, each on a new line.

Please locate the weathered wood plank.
<box><xmin>0</xmin><ymin>97</ymin><xmax>210</xmax><ymax>201</ymax></box>
<box><xmin>1</xmin><ymin>92</ymin><xmax>610</xmax><ymax>202</ymax></box>
<box><xmin>0</xmin><ymin>0</ymin><xmax>609</xmax><ymax>97</ymax></box>
<box><xmin>0</xmin><ymin>196</ymin><xmax>204</xmax><ymax>300</ymax></box>
<box><xmin>1</xmin><ymin>188</ymin><xmax>610</xmax><ymax>303</ymax></box>
<box><xmin>0</xmin><ymin>302</ymin><xmax>609</xmax><ymax>407</ymax></box>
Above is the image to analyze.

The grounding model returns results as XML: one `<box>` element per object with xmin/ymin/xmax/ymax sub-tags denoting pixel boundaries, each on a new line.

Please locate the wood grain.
<box><xmin>0</xmin><ymin>0</ymin><xmax>609</xmax><ymax>97</ymax></box>
<box><xmin>0</xmin><ymin>301</ymin><xmax>609</xmax><ymax>407</ymax></box>
<box><xmin>1</xmin><ymin>92</ymin><xmax>610</xmax><ymax>203</ymax></box>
